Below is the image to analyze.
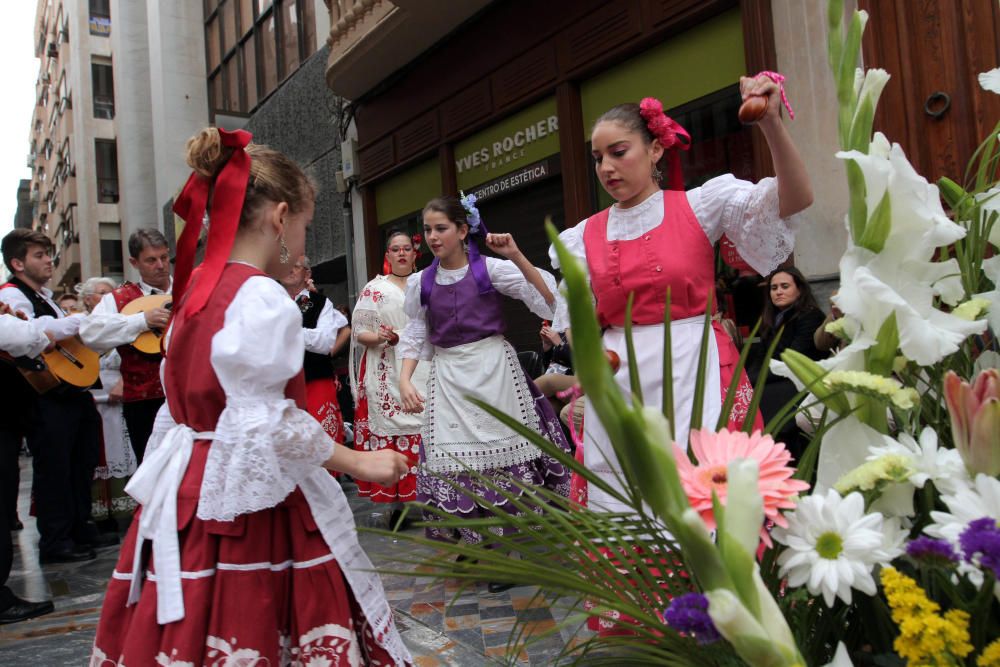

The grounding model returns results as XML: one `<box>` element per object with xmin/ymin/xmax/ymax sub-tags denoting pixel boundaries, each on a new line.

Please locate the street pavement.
<box><xmin>0</xmin><ymin>457</ymin><xmax>582</xmax><ymax>666</ymax></box>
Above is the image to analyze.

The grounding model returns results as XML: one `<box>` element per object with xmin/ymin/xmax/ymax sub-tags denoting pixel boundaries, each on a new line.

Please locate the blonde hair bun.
<box><xmin>185</xmin><ymin>127</ymin><xmax>234</xmax><ymax>179</ymax></box>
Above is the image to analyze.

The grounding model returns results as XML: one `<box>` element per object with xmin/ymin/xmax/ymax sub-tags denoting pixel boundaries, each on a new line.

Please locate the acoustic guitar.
<box><xmin>1</xmin><ymin>335</ymin><xmax>100</xmax><ymax>393</ymax></box>
<box><xmin>120</xmin><ymin>294</ymin><xmax>172</xmax><ymax>354</ymax></box>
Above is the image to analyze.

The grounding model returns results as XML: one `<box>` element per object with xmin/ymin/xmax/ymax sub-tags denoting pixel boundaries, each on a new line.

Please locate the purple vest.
<box><xmin>426</xmin><ymin>267</ymin><xmax>505</xmax><ymax>348</ymax></box>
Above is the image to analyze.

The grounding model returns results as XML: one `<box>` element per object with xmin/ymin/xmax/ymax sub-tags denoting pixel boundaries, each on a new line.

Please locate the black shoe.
<box><xmin>0</xmin><ymin>596</ymin><xmax>54</xmax><ymax>624</ymax></box>
<box><xmin>79</xmin><ymin>532</ymin><xmax>119</xmax><ymax>548</ymax></box>
<box><xmin>487</xmin><ymin>581</ymin><xmax>515</xmax><ymax>594</ymax></box>
<box><xmin>40</xmin><ymin>547</ymin><xmax>96</xmax><ymax>564</ymax></box>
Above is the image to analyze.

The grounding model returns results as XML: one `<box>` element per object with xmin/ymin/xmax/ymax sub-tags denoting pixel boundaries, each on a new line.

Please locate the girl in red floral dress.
<box><xmin>350</xmin><ymin>230</ymin><xmax>427</xmax><ymax>522</ymax></box>
<box><xmin>90</xmin><ymin>128</ymin><xmax>412</xmax><ymax>666</ymax></box>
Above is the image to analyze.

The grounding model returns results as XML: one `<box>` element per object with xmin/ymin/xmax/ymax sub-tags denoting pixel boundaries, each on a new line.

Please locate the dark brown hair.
<box><xmin>184</xmin><ymin>128</ymin><xmax>317</xmax><ymax>231</ymax></box>
<box><xmin>593</xmin><ymin>103</ymin><xmax>670</xmax><ymax>185</ymax></box>
<box><xmin>760</xmin><ymin>266</ymin><xmax>821</xmax><ymax>334</ymax></box>
<box><xmin>422</xmin><ymin>197</ymin><xmax>468</xmax><ymax>229</ymax></box>
<box><xmin>2</xmin><ymin>229</ymin><xmax>53</xmax><ymax>273</ymax></box>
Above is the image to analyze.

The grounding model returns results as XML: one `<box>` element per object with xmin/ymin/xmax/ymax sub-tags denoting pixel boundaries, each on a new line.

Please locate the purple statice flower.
<box><xmin>661</xmin><ymin>592</ymin><xmax>721</xmax><ymax>645</ymax></box>
<box><xmin>960</xmin><ymin>517</ymin><xmax>1000</xmax><ymax>578</ymax></box>
<box><xmin>906</xmin><ymin>536</ymin><xmax>959</xmax><ymax>565</ymax></box>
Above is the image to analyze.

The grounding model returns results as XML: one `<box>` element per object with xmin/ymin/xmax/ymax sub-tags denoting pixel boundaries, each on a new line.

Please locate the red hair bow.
<box><xmin>172</xmin><ymin>128</ymin><xmax>253</xmax><ymax>317</ymax></box>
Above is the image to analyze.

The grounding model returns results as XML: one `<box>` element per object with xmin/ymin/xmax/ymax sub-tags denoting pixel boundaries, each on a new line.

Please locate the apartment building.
<box><xmin>26</xmin><ymin>0</ymin><xmax>208</xmax><ymax>292</ymax></box>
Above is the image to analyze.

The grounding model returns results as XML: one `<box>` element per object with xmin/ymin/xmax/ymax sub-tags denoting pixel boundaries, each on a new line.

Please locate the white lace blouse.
<box><xmin>149</xmin><ymin>275</ymin><xmax>336</xmax><ymax>522</ymax></box>
<box><xmin>549</xmin><ymin>175</ymin><xmax>803</xmax><ymax>330</ymax></box>
<box><xmin>398</xmin><ymin>256</ymin><xmax>558</xmax><ymax>360</ymax></box>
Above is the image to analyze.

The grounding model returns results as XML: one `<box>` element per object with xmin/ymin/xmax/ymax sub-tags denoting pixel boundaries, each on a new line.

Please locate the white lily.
<box><xmin>979</xmin><ymin>67</ymin><xmax>1000</xmax><ymax>95</ymax></box>
<box><xmin>975</xmin><ymin>255</ymin><xmax>1000</xmax><ymax>335</ymax></box>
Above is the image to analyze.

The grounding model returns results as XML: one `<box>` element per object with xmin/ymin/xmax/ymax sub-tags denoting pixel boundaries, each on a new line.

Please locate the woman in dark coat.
<box><xmin>748</xmin><ymin>266</ymin><xmax>826</xmax><ymax>458</ymax></box>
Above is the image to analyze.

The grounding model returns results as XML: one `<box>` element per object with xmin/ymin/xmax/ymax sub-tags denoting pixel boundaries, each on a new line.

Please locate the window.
<box><xmin>99</xmin><ymin>222</ymin><xmax>124</xmax><ymax>277</ymax></box>
<box><xmin>89</xmin><ymin>0</ymin><xmax>110</xmax><ymax>19</ymax></box>
<box><xmin>92</xmin><ymin>59</ymin><xmax>115</xmax><ymax>119</ymax></box>
<box><xmin>204</xmin><ymin>0</ymin><xmax>316</xmax><ymax>118</ymax></box>
<box><xmin>95</xmin><ymin>139</ymin><xmax>119</xmax><ymax>203</ymax></box>
<box><xmin>90</xmin><ymin>0</ymin><xmax>111</xmax><ymax>36</ymax></box>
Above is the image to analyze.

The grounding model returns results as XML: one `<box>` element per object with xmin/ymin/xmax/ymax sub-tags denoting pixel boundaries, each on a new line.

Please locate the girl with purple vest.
<box><xmin>398</xmin><ymin>195</ymin><xmax>571</xmax><ymax>564</ymax></box>
<box><xmin>550</xmin><ymin>75</ymin><xmax>814</xmax><ymax>518</ymax></box>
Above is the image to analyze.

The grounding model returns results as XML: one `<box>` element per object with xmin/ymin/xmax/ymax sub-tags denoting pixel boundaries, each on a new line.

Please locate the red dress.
<box><xmin>90</xmin><ymin>264</ymin><xmax>409</xmax><ymax>666</ymax></box>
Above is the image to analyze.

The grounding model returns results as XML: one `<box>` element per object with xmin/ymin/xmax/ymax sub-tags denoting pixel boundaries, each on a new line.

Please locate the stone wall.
<box><xmin>245</xmin><ymin>45</ymin><xmax>350</xmax><ymax>306</ymax></box>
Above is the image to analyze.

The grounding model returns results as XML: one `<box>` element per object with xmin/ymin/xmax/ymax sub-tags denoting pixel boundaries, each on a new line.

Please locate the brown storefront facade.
<box><xmin>334</xmin><ymin>0</ymin><xmax>781</xmax><ymax>348</ymax></box>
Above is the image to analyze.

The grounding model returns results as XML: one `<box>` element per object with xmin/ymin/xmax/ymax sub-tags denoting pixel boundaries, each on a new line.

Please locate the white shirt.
<box><xmin>0</xmin><ymin>313</ymin><xmax>50</xmax><ymax>358</ymax></box>
<box><xmin>0</xmin><ymin>282</ymin><xmax>84</xmax><ymax>340</ymax></box>
<box><xmin>296</xmin><ymin>288</ymin><xmax>349</xmax><ymax>355</ymax></box>
<box><xmin>549</xmin><ymin>176</ymin><xmax>803</xmax><ymax>330</ymax></box>
<box><xmin>398</xmin><ymin>256</ymin><xmax>558</xmax><ymax>361</ymax></box>
<box><xmin>80</xmin><ymin>278</ymin><xmax>173</xmax><ymax>354</ymax></box>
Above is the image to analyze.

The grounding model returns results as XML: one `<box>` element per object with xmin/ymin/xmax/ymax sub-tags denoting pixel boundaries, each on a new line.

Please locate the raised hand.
<box><xmin>484</xmin><ymin>233</ymin><xmax>521</xmax><ymax>259</ymax></box>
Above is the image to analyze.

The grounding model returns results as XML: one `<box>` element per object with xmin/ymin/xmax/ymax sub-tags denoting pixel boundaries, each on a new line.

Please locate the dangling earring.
<box><xmin>279</xmin><ymin>235</ymin><xmax>290</xmax><ymax>264</ymax></box>
<box><xmin>652</xmin><ymin>164</ymin><xmax>663</xmax><ymax>183</ymax></box>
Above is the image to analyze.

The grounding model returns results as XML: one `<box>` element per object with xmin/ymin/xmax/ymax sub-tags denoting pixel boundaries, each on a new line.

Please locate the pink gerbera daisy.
<box><xmin>673</xmin><ymin>429</ymin><xmax>810</xmax><ymax>547</ymax></box>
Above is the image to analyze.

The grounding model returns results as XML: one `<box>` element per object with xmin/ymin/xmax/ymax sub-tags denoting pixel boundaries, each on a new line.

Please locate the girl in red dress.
<box><xmin>90</xmin><ymin>128</ymin><xmax>412</xmax><ymax>666</ymax></box>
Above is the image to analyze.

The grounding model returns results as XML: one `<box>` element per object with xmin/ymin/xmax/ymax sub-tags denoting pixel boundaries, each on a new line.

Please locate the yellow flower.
<box><xmin>978</xmin><ymin>638</ymin><xmax>1000</xmax><ymax>666</ymax></box>
<box><xmin>953</xmin><ymin>297</ymin><xmax>991</xmax><ymax>321</ymax></box>
<box><xmin>824</xmin><ymin>370</ymin><xmax>918</xmax><ymax>409</ymax></box>
<box><xmin>881</xmin><ymin>568</ymin><xmax>972</xmax><ymax>664</ymax></box>
<box><xmin>834</xmin><ymin>454</ymin><xmax>914</xmax><ymax>497</ymax></box>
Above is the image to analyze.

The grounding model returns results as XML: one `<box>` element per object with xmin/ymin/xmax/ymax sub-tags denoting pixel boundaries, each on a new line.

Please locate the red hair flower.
<box><xmin>639</xmin><ymin>97</ymin><xmax>688</xmax><ymax>150</ymax></box>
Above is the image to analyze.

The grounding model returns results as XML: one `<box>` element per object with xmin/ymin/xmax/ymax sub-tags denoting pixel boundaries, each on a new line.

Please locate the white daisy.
<box><xmin>868</xmin><ymin>426</ymin><xmax>968</xmax><ymax>494</ymax></box>
<box><xmin>925</xmin><ymin>474</ymin><xmax>1000</xmax><ymax>591</ymax></box>
<box><xmin>979</xmin><ymin>68</ymin><xmax>1000</xmax><ymax>95</ymax></box>
<box><xmin>772</xmin><ymin>490</ymin><xmax>889</xmax><ymax>607</ymax></box>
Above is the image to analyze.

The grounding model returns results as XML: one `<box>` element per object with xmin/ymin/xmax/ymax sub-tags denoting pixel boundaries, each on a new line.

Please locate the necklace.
<box><xmin>390</xmin><ymin>271</ymin><xmax>412</xmax><ymax>278</ymax></box>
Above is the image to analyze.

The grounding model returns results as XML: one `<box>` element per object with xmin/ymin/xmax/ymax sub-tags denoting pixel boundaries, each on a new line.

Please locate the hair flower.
<box><xmin>459</xmin><ymin>191</ymin><xmax>482</xmax><ymax>235</ymax></box>
<box><xmin>639</xmin><ymin>97</ymin><xmax>687</xmax><ymax>150</ymax></box>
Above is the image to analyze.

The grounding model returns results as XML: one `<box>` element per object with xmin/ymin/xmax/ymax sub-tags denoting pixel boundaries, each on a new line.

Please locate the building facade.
<box><xmin>26</xmin><ymin>0</ymin><xmax>210</xmax><ymax>293</ymax></box>
<box><xmin>323</xmin><ymin>0</ymin><xmax>999</xmax><ymax>344</ymax></box>
<box><xmin>200</xmin><ymin>0</ymin><xmax>350</xmax><ymax>301</ymax></box>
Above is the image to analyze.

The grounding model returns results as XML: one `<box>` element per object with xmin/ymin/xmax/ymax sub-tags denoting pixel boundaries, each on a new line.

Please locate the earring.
<box><xmin>279</xmin><ymin>235</ymin><xmax>290</xmax><ymax>264</ymax></box>
<box><xmin>652</xmin><ymin>164</ymin><xmax>663</xmax><ymax>182</ymax></box>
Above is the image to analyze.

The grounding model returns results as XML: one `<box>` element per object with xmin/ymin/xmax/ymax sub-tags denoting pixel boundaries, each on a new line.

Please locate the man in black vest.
<box><xmin>280</xmin><ymin>255</ymin><xmax>351</xmax><ymax>446</ymax></box>
<box><xmin>0</xmin><ymin>304</ymin><xmax>56</xmax><ymax>623</ymax></box>
<box><xmin>0</xmin><ymin>230</ymin><xmax>115</xmax><ymax>565</ymax></box>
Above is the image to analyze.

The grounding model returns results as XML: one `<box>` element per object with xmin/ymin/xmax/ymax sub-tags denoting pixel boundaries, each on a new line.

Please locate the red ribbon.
<box><xmin>639</xmin><ymin>97</ymin><xmax>691</xmax><ymax>190</ymax></box>
<box><xmin>171</xmin><ymin>128</ymin><xmax>253</xmax><ymax>317</ymax></box>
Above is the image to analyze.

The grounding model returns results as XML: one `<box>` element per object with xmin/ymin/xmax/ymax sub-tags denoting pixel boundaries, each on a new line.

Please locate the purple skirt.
<box><xmin>416</xmin><ymin>374</ymin><xmax>572</xmax><ymax>545</ymax></box>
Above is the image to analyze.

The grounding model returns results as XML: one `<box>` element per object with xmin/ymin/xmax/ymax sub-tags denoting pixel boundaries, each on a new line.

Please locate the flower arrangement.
<box><xmin>380</xmin><ymin>1</ymin><xmax>1000</xmax><ymax>663</ymax></box>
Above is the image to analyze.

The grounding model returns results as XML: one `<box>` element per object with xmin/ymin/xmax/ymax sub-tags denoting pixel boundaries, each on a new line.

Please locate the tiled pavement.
<box><xmin>0</xmin><ymin>458</ymin><xmax>585</xmax><ymax>665</ymax></box>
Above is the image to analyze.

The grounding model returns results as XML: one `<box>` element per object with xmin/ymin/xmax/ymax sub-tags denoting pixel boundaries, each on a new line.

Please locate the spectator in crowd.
<box><xmin>57</xmin><ymin>293</ymin><xmax>81</xmax><ymax>314</ymax></box>
<box><xmin>748</xmin><ymin>266</ymin><xmax>826</xmax><ymax>457</ymax></box>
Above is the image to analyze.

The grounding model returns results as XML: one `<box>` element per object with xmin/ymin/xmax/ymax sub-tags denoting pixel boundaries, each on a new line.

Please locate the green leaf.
<box><xmin>716</xmin><ymin>319</ymin><xmax>762</xmax><ymax>431</ymax></box>
<box><xmin>848</xmin><ymin>93</ymin><xmax>874</xmax><ymax>153</ymax></box>
<box><xmin>624</xmin><ymin>292</ymin><xmax>643</xmax><ymax>406</ymax></box>
<box><xmin>688</xmin><ymin>293</ymin><xmax>715</xmax><ymax>445</ymax></box>
<box><xmin>662</xmin><ymin>287</ymin><xmax>675</xmax><ymax>439</ymax></box>
<box><xmin>857</xmin><ymin>189</ymin><xmax>891</xmax><ymax>252</ymax></box>
<box><xmin>937</xmin><ymin>176</ymin><xmax>968</xmax><ymax>210</ymax></box>
<box><xmin>780</xmin><ymin>349</ymin><xmax>853</xmax><ymax>417</ymax></box>
<box><xmin>846</xmin><ymin>159</ymin><xmax>869</xmax><ymax>242</ymax></box>
<box><xmin>864</xmin><ymin>312</ymin><xmax>899</xmax><ymax>377</ymax></box>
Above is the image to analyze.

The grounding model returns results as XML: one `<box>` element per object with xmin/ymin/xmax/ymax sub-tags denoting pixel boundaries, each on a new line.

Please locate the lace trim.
<box><xmin>196</xmin><ymin>398</ymin><xmax>334</xmax><ymax>522</ymax></box>
<box><xmin>722</xmin><ymin>177</ymin><xmax>802</xmax><ymax>276</ymax></box>
<box><xmin>94</xmin><ymin>406</ymin><xmax>137</xmax><ymax>479</ymax></box>
<box><xmin>422</xmin><ymin>340</ymin><xmax>544</xmax><ymax>473</ymax></box>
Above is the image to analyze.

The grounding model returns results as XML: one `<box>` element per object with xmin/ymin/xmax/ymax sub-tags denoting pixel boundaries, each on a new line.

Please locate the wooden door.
<box><xmin>858</xmin><ymin>0</ymin><xmax>1000</xmax><ymax>184</ymax></box>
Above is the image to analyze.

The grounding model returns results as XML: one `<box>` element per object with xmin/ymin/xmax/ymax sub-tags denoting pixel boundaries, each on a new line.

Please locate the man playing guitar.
<box><xmin>0</xmin><ymin>304</ymin><xmax>56</xmax><ymax>623</ymax></box>
<box><xmin>80</xmin><ymin>228</ymin><xmax>171</xmax><ymax>463</ymax></box>
<box><xmin>1</xmin><ymin>229</ymin><xmax>110</xmax><ymax>565</ymax></box>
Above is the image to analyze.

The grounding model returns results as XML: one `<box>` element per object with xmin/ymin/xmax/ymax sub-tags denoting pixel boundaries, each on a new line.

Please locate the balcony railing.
<box><xmin>327</xmin><ymin>0</ymin><xmax>395</xmax><ymax>55</ymax></box>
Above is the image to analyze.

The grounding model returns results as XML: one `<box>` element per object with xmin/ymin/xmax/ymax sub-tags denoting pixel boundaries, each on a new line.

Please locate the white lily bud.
<box><xmin>723</xmin><ymin>459</ymin><xmax>764</xmax><ymax>558</ymax></box>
